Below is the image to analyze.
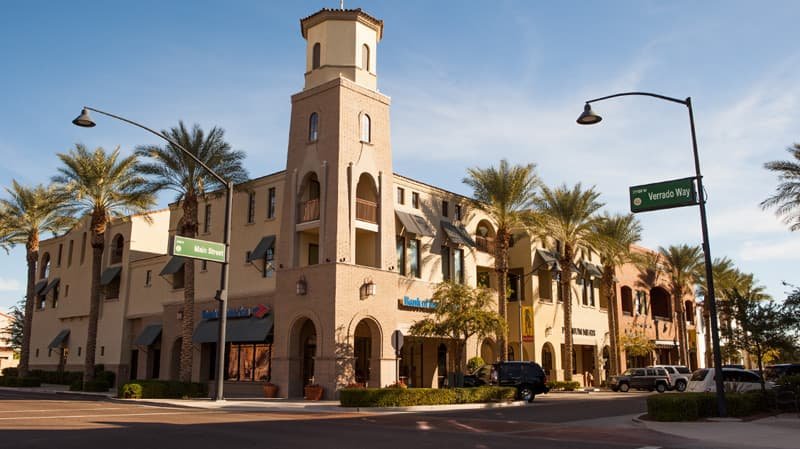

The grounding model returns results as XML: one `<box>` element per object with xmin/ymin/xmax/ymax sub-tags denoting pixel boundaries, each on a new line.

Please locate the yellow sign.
<box><xmin>522</xmin><ymin>306</ymin><xmax>534</xmax><ymax>342</ymax></box>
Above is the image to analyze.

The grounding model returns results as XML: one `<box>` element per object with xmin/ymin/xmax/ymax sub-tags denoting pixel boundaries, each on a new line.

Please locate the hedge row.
<box><xmin>546</xmin><ymin>381</ymin><xmax>581</xmax><ymax>391</ymax></box>
<box><xmin>0</xmin><ymin>376</ymin><xmax>42</xmax><ymax>387</ymax></box>
<box><xmin>339</xmin><ymin>386</ymin><xmax>517</xmax><ymax>407</ymax></box>
<box><xmin>119</xmin><ymin>380</ymin><xmax>208</xmax><ymax>399</ymax></box>
<box><xmin>70</xmin><ymin>380</ymin><xmax>111</xmax><ymax>392</ymax></box>
<box><xmin>1</xmin><ymin>367</ymin><xmax>116</xmax><ymax>387</ymax></box>
<box><xmin>646</xmin><ymin>391</ymin><xmax>775</xmax><ymax>421</ymax></box>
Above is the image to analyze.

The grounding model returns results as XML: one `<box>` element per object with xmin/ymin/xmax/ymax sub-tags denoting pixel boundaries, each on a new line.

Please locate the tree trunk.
<box><xmin>18</xmin><ymin>233</ymin><xmax>39</xmax><ymax>377</ymax></box>
<box><xmin>494</xmin><ymin>229</ymin><xmax>510</xmax><ymax>362</ymax></box>
<box><xmin>84</xmin><ymin>215</ymin><xmax>106</xmax><ymax>383</ymax></box>
<box><xmin>703</xmin><ymin>309</ymin><xmax>712</xmax><ymax>367</ymax></box>
<box><xmin>673</xmin><ymin>288</ymin><xmax>689</xmax><ymax>366</ymax></box>
<box><xmin>179</xmin><ymin>194</ymin><xmax>199</xmax><ymax>382</ymax></box>
<box><xmin>602</xmin><ymin>266</ymin><xmax>619</xmax><ymax>377</ymax></box>
<box><xmin>561</xmin><ymin>244</ymin><xmax>574</xmax><ymax>382</ymax></box>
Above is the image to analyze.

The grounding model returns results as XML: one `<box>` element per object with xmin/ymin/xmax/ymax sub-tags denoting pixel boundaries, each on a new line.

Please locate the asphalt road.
<box><xmin>0</xmin><ymin>390</ymin><xmax>735</xmax><ymax>449</ymax></box>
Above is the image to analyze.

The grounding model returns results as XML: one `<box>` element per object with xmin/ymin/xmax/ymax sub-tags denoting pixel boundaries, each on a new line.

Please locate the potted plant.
<box><xmin>304</xmin><ymin>379</ymin><xmax>324</xmax><ymax>400</ymax></box>
<box><xmin>262</xmin><ymin>376</ymin><xmax>278</xmax><ymax>398</ymax></box>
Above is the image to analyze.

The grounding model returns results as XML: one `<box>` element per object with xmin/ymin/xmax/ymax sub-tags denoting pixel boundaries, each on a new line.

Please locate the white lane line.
<box><xmin>635</xmin><ymin>446</ymin><xmax>662</xmax><ymax>449</ymax></box>
<box><xmin>447</xmin><ymin>420</ymin><xmax>486</xmax><ymax>433</ymax></box>
<box><xmin>416</xmin><ymin>421</ymin><xmax>432</xmax><ymax>430</ymax></box>
<box><xmin>0</xmin><ymin>410</ymin><xmax>216</xmax><ymax>421</ymax></box>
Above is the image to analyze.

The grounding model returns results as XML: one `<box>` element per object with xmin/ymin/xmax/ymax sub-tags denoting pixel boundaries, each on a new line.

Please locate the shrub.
<box><xmin>467</xmin><ymin>356</ymin><xmax>485</xmax><ymax>373</ymax></box>
<box><xmin>0</xmin><ymin>376</ymin><xmax>42</xmax><ymax>387</ymax></box>
<box><xmin>546</xmin><ymin>381</ymin><xmax>581</xmax><ymax>391</ymax></box>
<box><xmin>117</xmin><ymin>380</ymin><xmax>208</xmax><ymax>399</ymax></box>
<box><xmin>647</xmin><ymin>391</ymin><xmax>774</xmax><ymax>421</ymax></box>
<box><xmin>1</xmin><ymin>367</ymin><xmax>19</xmax><ymax>377</ymax></box>
<box><xmin>339</xmin><ymin>386</ymin><xmax>516</xmax><ymax>407</ymax></box>
<box><xmin>776</xmin><ymin>374</ymin><xmax>800</xmax><ymax>392</ymax></box>
<box><xmin>28</xmin><ymin>369</ymin><xmax>82</xmax><ymax>385</ymax></box>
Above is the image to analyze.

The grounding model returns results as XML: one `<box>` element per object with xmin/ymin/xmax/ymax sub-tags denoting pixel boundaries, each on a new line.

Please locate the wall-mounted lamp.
<box><xmin>360</xmin><ymin>280</ymin><xmax>376</xmax><ymax>299</ymax></box>
<box><xmin>296</xmin><ymin>276</ymin><xmax>308</xmax><ymax>296</ymax></box>
<box><xmin>176</xmin><ymin>310</ymin><xmax>184</xmax><ymax>320</ymax></box>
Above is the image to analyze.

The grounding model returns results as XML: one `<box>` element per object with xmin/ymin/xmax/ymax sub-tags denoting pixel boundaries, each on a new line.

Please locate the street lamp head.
<box><xmin>576</xmin><ymin>103</ymin><xmax>602</xmax><ymax>125</ymax></box>
<box><xmin>72</xmin><ymin>108</ymin><xmax>96</xmax><ymax>127</ymax></box>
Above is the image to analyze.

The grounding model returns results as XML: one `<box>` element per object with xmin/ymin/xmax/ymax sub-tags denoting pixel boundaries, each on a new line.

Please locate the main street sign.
<box><xmin>172</xmin><ymin>235</ymin><xmax>226</xmax><ymax>263</ymax></box>
<box><xmin>629</xmin><ymin>177</ymin><xmax>698</xmax><ymax>213</ymax></box>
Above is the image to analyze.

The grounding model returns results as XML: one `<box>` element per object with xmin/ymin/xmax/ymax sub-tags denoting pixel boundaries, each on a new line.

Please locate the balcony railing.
<box><xmin>297</xmin><ymin>198</ymin><xmax>320</xmax><ymax>223</ymax></box>
<box><xmin>355</xmin><ymin>198</ymin><xmax>378</xmax><ymax>223</ymax></box>
<box><xmin>475</xmin><ymin>235</ymin><xmax>495</xmax><ymax>253</ymax></box>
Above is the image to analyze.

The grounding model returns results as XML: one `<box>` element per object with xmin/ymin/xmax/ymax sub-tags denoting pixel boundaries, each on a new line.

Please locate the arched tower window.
<box><xmin>40</xmin><ymin>253</ymin><xmax>51</xmax><ymax>279</ymax></box>
<box><xmin>360</xmin><ymin>113</ymin><xmax>371</xmax><ymax>143</ymax></box>
<box><xmin>362</xmin><ymin>44</ymin><xmax>370</xmax><ymax>71</ymax></box>
<box><xmin>111</xmin><ymin>234</ymin><xmax>124</xmax><ymax>265</ymax></box>
<box><xmin>312</xmin><ymin>43</ymin><xmax>321</xmax><ymax>69</ymax></box>
<box><xmin>308</xmin><ymin>112</ymin><xmax>319</xmax><ymax>142</ymax></box>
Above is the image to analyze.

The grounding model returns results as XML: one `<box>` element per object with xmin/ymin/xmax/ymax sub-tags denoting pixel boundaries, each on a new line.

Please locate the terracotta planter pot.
<box><xmin>262</xmin><ymin>383</ymin><xmax>279</xmax><ymax>398</ymax></box>
<box><xmin>304</xmin><ymin>385</ymin><xmax>324</xmax><ymax>400</ymax></box>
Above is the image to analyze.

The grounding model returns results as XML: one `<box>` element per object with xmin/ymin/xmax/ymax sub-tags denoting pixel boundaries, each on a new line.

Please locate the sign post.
<box><xmin>629</xmin><ymin>177</ymin><xmax>697</xmax><ymax>213</ymax></box>
<box><xmin>172</xmin><ymin>235</ymin><xmax>226</xmax><ymax>263</ymax></box>
<box><xmin>391</xmin><ymin>330</ymin><xmax>404</xmax><ymax>383</ymax></box>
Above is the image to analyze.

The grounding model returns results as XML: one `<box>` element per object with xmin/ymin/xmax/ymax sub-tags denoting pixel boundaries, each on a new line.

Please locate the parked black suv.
<box><xmin>609</xmin><ymin>367</ymin><xmax>670</xmax><ymax>393</ymax></box>
<box><xmin>463</xmin><ymin>361</ymin><xmax>549</xmax><ymax>402</ymax></box>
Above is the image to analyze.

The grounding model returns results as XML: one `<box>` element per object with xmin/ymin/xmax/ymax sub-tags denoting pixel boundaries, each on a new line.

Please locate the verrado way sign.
<box><xmin>172</xmin><ymin>235</ymin><xmax>226</xmax><ymax>263</ymax></box>
<box><xmin>629</xmin><ymin>177</ymin><xmax>698</xmax><ymax>213</ymax></box>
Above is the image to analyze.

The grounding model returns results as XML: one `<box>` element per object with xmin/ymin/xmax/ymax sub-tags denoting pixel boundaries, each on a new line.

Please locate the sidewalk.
<box><xmin>634</xmin><ymin>413</ymin><xmax>800</xmax><ymax>449</ymax></box>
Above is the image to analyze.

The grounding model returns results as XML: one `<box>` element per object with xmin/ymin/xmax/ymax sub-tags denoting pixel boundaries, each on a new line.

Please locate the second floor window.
<box><xmin>360</xmin><ymin>113</ymin><xmax>371</xmax><ymax>143</ymax></box>
<box><xmin>441</xmin><ymin>246</ymin><xmax>451</xmax><ymax>281</ymax></box>
<box><xmin>247</xmin><ymin>191</ymin><xmax>255</xmax><ymax>224</ymax></box>
<box><xmin>267</xmin><ymin>187</ymin><xmax>276</xmax><ymax>219</ymax></box>
<box><xmin>67</xmin><ymin>240</ymin><xmax>74</xmax><ymax>267</ymax></box>
<box><xmin>397</xmin><ymin>187</ymin><xmax>405</xmax><ymax>205</ymax></box>
<box><xmin>309</xmin><ymin>112</ymin><xmax>319</xmax><ymax>141</ymax></box>
<box><xmin>203</xmin><ymin>204</ymin><xmax>212</xmax><ymax>233</ymax></box>
<box><xmin>454</xmin><ymin>204</ymin><xmax>463</xmax><ymax>221</ymax></box>
<box><xmin>454</xmin><ymin>249</ymin><xmax>464</xmax><ymax>284</ymax></box>
<box><xmin>411</xmin><ymin>192</ymin><xmax>420</xmax><ymax>209</ymax></box>
<box><xmin>442</xmin><ymin>200</ymin><xmax>449</xmax><ymax>217</ymax></box>
<box><xmin>312</xmin><ymin>42</ymin><xmax>321</xmax><ymax>69</ymax></box>
<box><xmin>145</xmin><ymin>270</ymin><xmax>152</xmax><ymax>287</ymax></box>
<box><xmin>396</xmin><ymin>236</ymin><xmax>406</xmax><ymax>275</ymax></box>
<box><xmin>408</xmin><ymin>239</ymin><xmax>420</xmax><ymax>278</ymax></box>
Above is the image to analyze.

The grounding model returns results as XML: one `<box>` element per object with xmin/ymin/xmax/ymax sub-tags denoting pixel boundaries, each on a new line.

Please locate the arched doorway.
<box><xmin>353</xmin><ymin>318</ymin><xmax>381</xmax><ymax>387</ymax></box>
<box><xmin>170</xmin><ymin>338</ymin><xmax>181</xmax><ymax>380</ymax></box>
<box><xmin>541</xmin><ymin>343</ymin><xmax>555</xmax><ymax>378</ymax></box>
<box><xmin>480</xmin><ymin>338</ymin><xmax>496</xmax><ymax>363</ymax></box>
<box><xmin>289</xmin><ymin>317</ymin><xmax>318</xmax><ymax>397</ymax></box>
<box><xmin>437</xmin><ymin>343</ymin><xmax>448</xmax><ymax>387</ymax></box>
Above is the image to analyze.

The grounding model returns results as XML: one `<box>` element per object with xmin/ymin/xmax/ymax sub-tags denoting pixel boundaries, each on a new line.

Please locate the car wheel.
<box><xmin>619</xmin><ymin>383</ymin><xmax>630</xmax><ymax>392</ymax></box>
<box><xmin>518</xmin><ymin>386</ymin><xmax>534</xmax><ymax>402</ymax></box>
<box><xmin>656</xmin><ymin>383</ymin><xmax>667</xmax><ymax>393</ymax></box>
<box><xmin>675</xmin><ymin>380</ymin><xmax>687</xmax><ymax>392</ymax></box>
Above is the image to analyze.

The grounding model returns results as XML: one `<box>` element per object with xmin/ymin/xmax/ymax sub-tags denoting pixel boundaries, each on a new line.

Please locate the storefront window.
<box><xmin>226</xmin><ymin>343</ymin><xmax>272</xmax><ymax>381</ymax></box>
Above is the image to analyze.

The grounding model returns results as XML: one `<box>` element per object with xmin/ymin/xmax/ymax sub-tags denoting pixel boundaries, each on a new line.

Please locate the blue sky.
<box><xmin>1</xmin><ymin>1</ymin><xmax>798</xmax><ymax>311</ymax></box>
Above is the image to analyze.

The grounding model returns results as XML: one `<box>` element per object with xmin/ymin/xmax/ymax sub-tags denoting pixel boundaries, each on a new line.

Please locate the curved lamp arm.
<box><xmin>585</xmin><ymin>91</ymin><xmax>688</xmax><ymax>106</ymax></box>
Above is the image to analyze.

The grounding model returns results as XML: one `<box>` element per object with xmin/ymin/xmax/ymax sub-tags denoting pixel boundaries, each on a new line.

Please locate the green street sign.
<box><xmin>629</xmin><ymin>177</ymin><xmax>698</xmax><ymax>213</ymax></box>
<box><xmin>172</xmin><ymin>235</ymin><xmax>226</xmax><ymax>263</ymax></box>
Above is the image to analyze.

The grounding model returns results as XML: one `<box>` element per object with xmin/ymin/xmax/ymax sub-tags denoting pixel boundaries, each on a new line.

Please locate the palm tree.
<box><xmin>463</xmin><ymin>159</ymin><xmax>538</xmax><ymax>362</ymax></box>
<box><xmin>54</xmin><ymin>145</ymin><xmax>157</xmax><ymax>383</ymax></box>
<box><xmin>530</xmin><ymin>183</ymin><xmax>603</xmax><ymax>381</ymax></box>
<box><xmin>696</xmin><ymin>257</ymin><xmax>737</xmax><ymax>366</ymax></box>
<box><xmin>658</xmin><ymin>244</ymin><xmax>703</xmax><ymax>367</ymax></box>
<box><xmin>135</xmin><ymin>122</ymin><xmax>248</xmax><ymax>381</ymax></box>
<box><xmin>592</xmin><ymin>212</ymin><xmax>642</xmax><ymax>377</ymax></box>
<box><xmin>0</xmin><ymin>181</ymin><xmax>74</xmax><ymax>376</ymax></box>
<box><xmin>761</xmin><ymin>143</ymin><xmax>800</xmax><ymax>231</ymax></box>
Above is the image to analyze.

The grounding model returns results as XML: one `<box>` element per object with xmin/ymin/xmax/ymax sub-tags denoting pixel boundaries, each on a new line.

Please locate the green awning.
<box><xmin>440</xmin><ymin>221</ymin><xmax>475</xmax><ymax>247</ymax></box>
<box><xmin>100</xmin><ymin>266</ymin><xmax>122</xmax><ymax>286</ymax></box>
<box><xmin>192</xmin><ymin>315</ymin><xmax>274</xmax><ymax>344</ymax></box>
<box><xmin>247</xmin><ymin>235</ymin><xmax>276</xmax><ymax>263</ymax></box>
<box><xmin>159</xmin><ymin>256</ymin><xmax>186</xmax><ymax>276</ymax></box>
<box><xmin>534</xmin><ymin>249</ymin><xmax>562</xmax><ymax>272</ymax></box>
<box><xmin>48</xmin><ymin>329</ymin><xmax>70</xmax><ymax>349</ymax></box>
<box><xmin>34</xmin><ymin>280</ymin><xmax>48</xmax><ymax>295</ymax></box>
<box><xmin>134</xmin><ymin>324</ymin><xmax>162</xmax><ymax>346</ymax></box>
<box><xmin>396</xmin><ymin>211</ymin><xmax>435</xmax><ymax>237</ymax></box>
<box><xmin>41</xmin><ymin>278</ymin><xmax>60</xmax><ymax>295</ymax></box>
<box><xmin>582</xmin><ymin>261</ymin><xmax>604</xmax><ymax>279</ymax></box>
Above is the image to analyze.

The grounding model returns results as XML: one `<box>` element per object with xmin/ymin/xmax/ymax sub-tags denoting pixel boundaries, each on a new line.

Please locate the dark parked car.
<box><xmin>609</xmin><ymin>367</ymin><xmax>670</xmax><ymax>393</ymax></box>
<box><xmin>764</xmin><ymin>363</ymin><xmax>800</xmax><ymax>382</ymax></box>
<box><xmin>463</xmin><ymin>361</ymin><xmax>549</xmax><ymax>402</ymax></box>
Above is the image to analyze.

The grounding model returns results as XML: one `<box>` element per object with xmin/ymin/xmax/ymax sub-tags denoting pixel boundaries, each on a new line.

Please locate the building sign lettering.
<box><xmin>561</xmin><ymin>327</ymin><xmax>596</xmax><ymax>337</ymax></box>
<box><xmin>202</xmin><ymin>304</ymin><xmax>270</xmax><ymax>320</ymax></box>
<box><xmin>398</xmin><ymin>296</ymin><xmax>437</xmax><ymax>310</ymax></box>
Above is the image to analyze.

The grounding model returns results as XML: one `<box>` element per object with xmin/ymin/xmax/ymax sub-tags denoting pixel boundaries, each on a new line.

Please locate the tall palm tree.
<box><xmin>463</xmin><ymin>159</ymin><xmax>539</xmax><ymax>362</ymax></box>
<box><xmin>54</xmin><ymin>145</ymin><xmax>157</xmax><ymax>383</ymax></box>
<box><xmin>696</xmin><ymin>256</ymin><xmax>737</xmax><ymax>366</ymax></box>
<box><xmin>530</xmin><ymin>183</ymin><xmax>603</xmax><ymax>381</ymax></box>
<box><xmin>0</xmin><ymin>181</ymin><xmax>74</xmax><ymax>376</ymax></box>
<box><xmin>135</xmin><ymin>122</ymin><xmax>248</xmax><ymax>381</ymax></box>
<box><xmin>658</xmin><ymin>244</ymin><xmax>703</xmax><ymax>367</ymax></box>
<box><xmin>592</xmin><ymin>212</ymin><xmax>642</xmax><ymax>377</ymax></box>
<box><xmin>761</xmin><ymin>143</ymin><xmax>800</xmax><ymax>231</ymax></box>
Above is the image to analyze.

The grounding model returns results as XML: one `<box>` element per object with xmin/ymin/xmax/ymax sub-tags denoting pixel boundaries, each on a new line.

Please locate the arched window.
<box><xmin>308</xmin><ymin>112</ymin><xmax>319</xmax><ymax>141</ymax></box>
<box><xmin>40</xmin><ymin>253</ymin><xmax>51</xmax><ymax>279</ymax></box>
<box><xmin>312</xmin><ymin>43</ymin><xmax>321</xmax><ymax>69</ymax></box>
<box><xmin>362</xmin><ymin>44</ymin><xmax>370</xmax><ymax>71</ymax></box>
<box><xmin>360</xmin><ymin>113</ymin><xmax>371</xmax><ymax>143</ymax></box>
<box><xmin>685</xmin><ymin>300</ymin><xmax>695</xmax><ymax>323</ymax></box>
<box><xmin>111</xmin><ymin>234</ymin><xmax>124</xmax><ymax>265</ymax></box>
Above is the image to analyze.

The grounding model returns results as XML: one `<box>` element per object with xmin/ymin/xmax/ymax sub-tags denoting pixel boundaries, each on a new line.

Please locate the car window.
<box><xmin>676</xmin><ymin>367</ymin><xmax>691</xmax><ymax>374</ymax></box>
<box><xmin>656</xmin><ymin>369</ymin><xmax>667</xmax><ymax>376</ymax></box>
<box><xmin>741</xmin><ymin>371</ymin><xmax>761</xmax><ymax>383</ymax></box>
<box><xmin>522</xmin><ymin>364</ymin><xmax>542</xmax><ymax>379</ymax></box>
<box><xmin>623</xmin><ymin>369</ymin><xmax>635</xmax><ymax>376</ymax></box>
<box><xmin>722</xmin><ymin>370</ymin><xmax>740</xmax><ymax>382</ymax></box>
<box><xmin>646</xmin><ymin>369</ymin><xmax>656</xmax><ymax>376</ymax></box>
<box><xmin>690</xmin><ymin>369</ymin><xmax>708</xmax><ymax>381</ymax></box>
<box><xmin>502</xmin><ymin>364</ymin><xmax>522</xmax><ymax>378</ymax></box>
<box><xmin>664</xmin><ymin>367</ymin><xmax>675</xmax><ymax>374</ymax></box>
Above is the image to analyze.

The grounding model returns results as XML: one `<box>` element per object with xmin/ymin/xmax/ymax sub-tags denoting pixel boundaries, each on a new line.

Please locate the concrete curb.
<box><xmin>0</xmin><ymin>386</ymin><xmax>113</xmax><ymax>398</ymax></box>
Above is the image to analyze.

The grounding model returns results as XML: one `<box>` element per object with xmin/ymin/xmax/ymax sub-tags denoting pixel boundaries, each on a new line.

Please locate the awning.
<box><xmin>582</xmin><ymin>261</ymin><xmax>604</xmax><ymax>279</ymax></box>
<box><xmin>134</xmin><ymin>324</ymin><xmax>163</xmax><ymax>346</ymax></box>
<box><xmin>34</xmin><ymin>280</ymin><xmax>48</xmax><ymax>295</ymax></box>
<box><xmin>396</xmin><ymin>211</ymin><xmax>435</xmax><ymax>237</ymax></box>
<box><xmin>100</xmin><ymin>266</ymin><xmax>122</xmax><ymax>286</ymax></box>
<box><xmin>440</xmin><ymin>221</ymin><xmax>475</xmax><ymax>247</ymax></box>
<box><xmin>534</xmin><ymin>249</ymin><xmax>562</xmax><ymax>272</ymax></box>
<box><xmin>247</xmin><ymin>235</ymin><xmax>276</xmax><ymax>263</ymax></box>
<box><xmin>48</xmin><ymin>329</ymin><xmax>70</xmax><ymax>349</ymax></box>
<box><xmin>653</xmin><ymin>339</ymin><xmax>680</xmax><ymax>349</ymax></box>
<box><xmin>159</xmin><ymin>256</ymin><xmax>186</xmax><ymax>276</ymax></box>
<box><xmin>41</xmin><ymin>278</ymin><xmax>60</xmax><ymax>296</ymax></box>
<box><xmin>192</xmin><ymin>315</ymin><xmax>274</xmax><ymax>344</ymax></box>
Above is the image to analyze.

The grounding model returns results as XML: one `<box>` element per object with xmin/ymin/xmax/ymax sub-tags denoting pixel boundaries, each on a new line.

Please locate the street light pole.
<box><xmin>577</xmin><ymin>92</ymin><xmax>727</xmax><ymax>417</ymax></box>
<box><xmin>73</xmin><ymin>106</ymin><xmax>233</xmax><ymax>401</ymax></box>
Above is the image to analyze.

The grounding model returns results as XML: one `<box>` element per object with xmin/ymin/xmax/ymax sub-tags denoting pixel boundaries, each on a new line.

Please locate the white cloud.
<box><xmin>0</xmin><ymin>277</ymin><xmax>21</xmax><ymax>292</ymax></box>
<box><xmin>739</xmin><ymin>239</ymin><xmax>800</xmax><ymax>262</ymax></box>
